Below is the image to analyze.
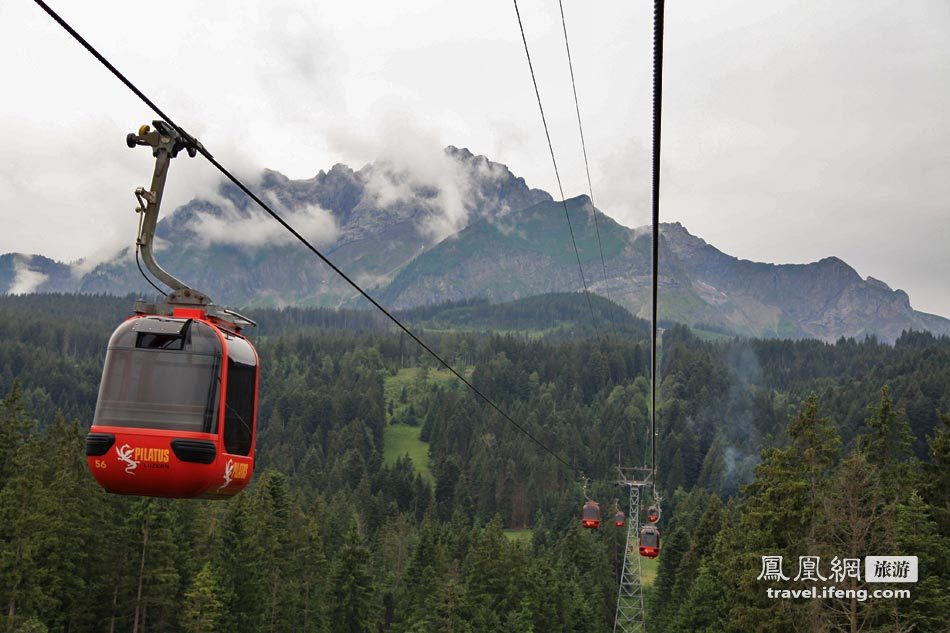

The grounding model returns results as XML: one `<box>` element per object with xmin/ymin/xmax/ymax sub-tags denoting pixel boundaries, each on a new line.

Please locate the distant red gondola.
<box><xmin>647</xmin><ymin>505</ymin><xmax>660</xmax><ymax>524</ymax></box>
<box><xmin>614</xmin><ymin>510</ymin><xmax>626</xmax><ymax>527</ymax></box>
<box><xmin>582</xmin><ymin>500</ymin><xmax>601</xmax><ymax>529</ymax></box>
<box><xmin>639</xmin><ymin>525</ymin><xmax>660</xmax><ymax>558</ymax></box>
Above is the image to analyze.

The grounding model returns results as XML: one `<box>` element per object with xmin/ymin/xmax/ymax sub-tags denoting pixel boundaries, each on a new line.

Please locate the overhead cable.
<box><xmin>557</xmin><ymin>0</ymin><xmax>615</xmax><ymax>329</ymax></box>
<box><xmin>513</xmin><ymin>0</ymin><xmax>600</xmax><ymax>336</ymax></box>
<box><xmin>650</xmin><ymin>0</ymin><xmax>665</xmax><ymax>496</ymax></box>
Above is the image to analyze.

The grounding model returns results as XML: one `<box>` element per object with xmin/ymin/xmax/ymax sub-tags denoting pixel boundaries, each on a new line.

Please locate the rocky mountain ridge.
<box><xmin>2</xmin><ymin>147</ymin><xmax>946</xmax><ymax>342</ymax></box>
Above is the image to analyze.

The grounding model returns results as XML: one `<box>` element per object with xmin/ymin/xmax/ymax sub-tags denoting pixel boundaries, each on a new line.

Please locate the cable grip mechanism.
<box><xmin>127</xmin><ymin>120</ymin><xmax>210</xmax><ymax>308</ymax></box>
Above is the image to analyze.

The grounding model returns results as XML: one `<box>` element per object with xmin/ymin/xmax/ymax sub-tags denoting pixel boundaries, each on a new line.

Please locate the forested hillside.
<box><xmin>0</xmin><ymin>294</ymin><xmax>947</xmax><ymax>631</ymax></box>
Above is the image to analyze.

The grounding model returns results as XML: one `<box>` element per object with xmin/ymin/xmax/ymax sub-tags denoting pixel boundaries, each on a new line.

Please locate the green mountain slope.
<box><xmin>376</xmin><ymin>196</ymin><xmax>950</xmax><ymax>342</ymax></box>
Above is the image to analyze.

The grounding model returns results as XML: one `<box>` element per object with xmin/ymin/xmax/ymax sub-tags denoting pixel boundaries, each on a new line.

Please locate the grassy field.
<box><xmin>383</xmin><ymin>423</ymin><xmax>432</xmax><ymax>483</ymax></box>
<box><xmin>382</xmin><ymin>367</ymin><xmax>468</xmax><ymax>483</ymax></box>
<box><xmin>503</xmin><ymin>529</ymin><xmax>533</xmax><ymax>543</ymax></box>
<box><xmin>639</xmin><ymin>556</ymin><xmax>659</xmax><ymax>586</ymax></box>
<box><xmin>384</xmin><ymin>366</ymin><xmax>467</xmax><ymax>408</ymax></box>
<box><xmin>692</xmin><ymin>327</ymin><xmax>736</xmax><ymax>342</ymax></box>
<box><xmin>420</xmin><ymin>326</ymin><xmax>550</xmax><ymax>339</ymax></box>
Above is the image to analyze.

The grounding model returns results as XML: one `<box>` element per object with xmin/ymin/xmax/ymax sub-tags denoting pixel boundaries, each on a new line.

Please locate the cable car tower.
<box><xmin>613</xmin><ymin>466</ymin><xmax>653</xmax><ymax>633</ymax></box>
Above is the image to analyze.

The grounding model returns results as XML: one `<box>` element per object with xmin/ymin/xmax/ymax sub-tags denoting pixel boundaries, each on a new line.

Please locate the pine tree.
<box><xmin>669</xmin><ymin>495</ymin><xmax>723</xmax><ymax>605</ymax></box>
<box><xmin>0</xmin><ymin>407</ymin><xmax>48</xmax><ymax>630</ymax></box>
<box><xmin>894</xmin><ymin>492</ymin><xmax>950</xmax><ymax>632</ymax></box>
<box><xmin>503</xmin><ymin>596</ymin><xmax>536</xmax><ymax>633</ymax></box>
<box><xmin>648</xmin><ymin>527</ymin><xmax>688</xmax><ymax>631</ymax></box>
<box><xmin>724</xmin><ymin>395</ymin><xmax>841</xmax><ymax>632</ymax></box>
<box><xmin>213</xmin><ymin>493</ymin><xmax>251</xmax><ymax>629</ymax></box>
<box><xmin>463</xmin><ymin>515</ymin><xmax>513</xmax><ymax>614</ymax></box>
<box><xmin>182</xmin><ymin>563</ymin><xmax>224</xmax><ymax>633</ymax></box>
<box><xmin>815</xmin><ymin>453</ymin><xmax>888</xmax><ymax>632</ymax></box>
<box><xmin>40</xmin><ymin>417</ymin><xmax>103</xmax><ymax>631</ymax></box>
<box><xmin>139</xmin><ymin>501</ymin><xmax>181</xmax><ymax>632</ymax></box>
<box><xmin>285</xmin><ymin>510</ymin><xmax>329</xmax><ymax>632</ymax></box>
<box><xmin>328</xmin><ymin>525</ymin><xmax>376</xmax><ymax>633</ymax></box>
<box><xmin>244</xmin><ymin>470</ymin><xmax>293</xmax><ymax>632</ymax></box>
<box><xmin>12</xmin><ymin>617</ymin><xmax>46</xmax><ymax>633</ymax></box>
<box><xmin>860</xmin><ymin>386</ymin><xmax>914</xmax><ymax>501</ymax></box>
<box><xmin>673</xmin><ymin>561</ymin><xmax>729</xmax><ymax>633</ymax></box>
<box><xmin>743</xmin><ymin>394</ymin><xmax>840</xmax><ymax>548</ymax></box>
<box><xmin>920</xmin><ymin>407</ymin><xmax>949</xmax><ymax>533</ymax></box>
<box><xmin>0</xmin><ymin>383</ymin><xmax>30</xmax><ymax>489</ymax></box>
<box><xmin>787</xmin><ymin>394</ymin><xmax>841</xmax><ymax>505</ymax></box>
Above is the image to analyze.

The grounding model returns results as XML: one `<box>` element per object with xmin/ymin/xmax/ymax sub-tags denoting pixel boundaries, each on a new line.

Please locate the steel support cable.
<box><xmin>31</xmin><ymin>0</ymin><xmax>578</xmax><ymax>475</ymax></box>
<box><xmin>134</xmin><ymin>197</ymin><xmax>168</xmax><ymax>297</ymax></box>
<box><xmin>512</xmin><ymin>0</ymin><xmax>600</xmax><ymax>337</ymax></box>
<box><xmin>135</xmin><ymin>249</ymin><xmax>167</xmax><ymax>297</ymax></box>
<box><xmin>650</xmin><ymin>0</ymin><xmax>665</xmax><ymax>497</ymax></box>
<box><xmin>557</xmin><ymin>0</ymin><xmax>615</xmax><ymax>330</ymax></box>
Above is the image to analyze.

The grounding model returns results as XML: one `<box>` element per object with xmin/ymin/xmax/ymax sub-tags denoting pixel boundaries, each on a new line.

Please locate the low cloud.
<box><xmin>190</xmin><ymin>190</ymin><xmax>338</xmax><ymax>249</ymax></box>
<box><xmin>8</xmin><ymin>256</ymin><xmax>48</xmax><ymax>295</ymax></box>
<box><xmin>329</xmin><ymin>108</ymin><xmax>510</xmax><ymax>243</ymax></box>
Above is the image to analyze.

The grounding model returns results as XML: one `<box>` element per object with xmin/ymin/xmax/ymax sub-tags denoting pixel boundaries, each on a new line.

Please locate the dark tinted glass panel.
<box><xmin>641</xmin><ymin>531</ymin><xmax>659</xmax><ymax>547</ymax></box>
<box><xmin>132</xmin><ymin>319</ymin><xmax>189</xmax><ymax>336</ymax></box>
<box><xmin>110</xmin><ymin>317</ymin><xmax>220</xmax><ymax>354</ymax></box>
<box><xmin>223</xmin><ymin>337</ymin><xmax>256</xmax><ymax>456</ymax></box>
<box><xmin>132</xmin><ymin>318</ymin><xmax>188</xmax><ymax>348</ymax></box>
<box><xmin>93</xmin><ymin>319</ymin><xmax>222</xmax><ymax>433</ymax></box>
<box><xmin>136</xmin><ymin>332</ymin><xmax>185</xmax><ymax>350</ymax></box>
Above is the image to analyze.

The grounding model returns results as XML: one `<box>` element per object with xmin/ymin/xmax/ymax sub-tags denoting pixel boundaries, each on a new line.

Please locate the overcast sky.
<box><xmin>2</xmin><ymin>0</ymin><xmax>948</xmax><ymax>316</ymax></box>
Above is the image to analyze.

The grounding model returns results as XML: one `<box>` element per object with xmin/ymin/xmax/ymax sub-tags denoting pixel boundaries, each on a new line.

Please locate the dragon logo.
<box><xmin>219</xmin><ymin>459</ymin><xmax>234</xmax><ymax>490</ymax></box>
<box><xmin>115</xmin><ymin>443</ymin><xmax>139</xmax><ymax>475</ymax></box>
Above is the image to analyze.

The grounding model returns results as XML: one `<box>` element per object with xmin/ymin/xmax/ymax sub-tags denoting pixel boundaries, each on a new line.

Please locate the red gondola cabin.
<box><xmin>614</xmin><ymin>511</ymin><xmax>626</xmax><ymax>527</ymax></box>
<box><xmin>86</xmin><ymin>310</ymin><xmax>258</xmax><ymax>498</ymax></box>
<box><xmin>639</xmin><ymin>525</ymin><xmax>660</xmax><ymax>558</ymax></box>
<box><xmin>581</xmin><ymin>500</ymin><xmax>601</xmax><ymax>529</ymax></box>
<box><xmin>647</xmin><ymin>505</ymin><xmax>660</xmax><ymax>523</ymax></box>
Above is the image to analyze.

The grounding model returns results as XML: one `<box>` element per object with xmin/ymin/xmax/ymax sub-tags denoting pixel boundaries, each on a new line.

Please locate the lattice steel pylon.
<box><xmin>613</xmin><ymin>468</ymin><xmax>653</xmax><ymax>633</ymax></box>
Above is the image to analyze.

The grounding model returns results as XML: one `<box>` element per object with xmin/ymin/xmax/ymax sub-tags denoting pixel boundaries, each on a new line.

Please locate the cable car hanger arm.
<box><xmin>125</xmin><ymin>122</ymin><xmax>256</xmax><ymax>330</ymax></box>
<box><xmin>127</xmin><ymin>121</ymin><xmax>209</xmax><ymax>304</ymax></box>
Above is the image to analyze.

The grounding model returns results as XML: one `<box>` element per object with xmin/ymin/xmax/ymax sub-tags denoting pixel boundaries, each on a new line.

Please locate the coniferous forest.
<box><xmin>0</xmin><ymin>293</ymin><xmax>947</xmax><ymax>632</ymax></box>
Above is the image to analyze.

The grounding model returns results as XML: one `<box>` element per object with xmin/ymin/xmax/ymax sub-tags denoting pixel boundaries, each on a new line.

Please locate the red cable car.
<box><xmin>614</xmin><ymin>510</ymin><xmax>626</xmax><ymax>527</ymax></box>
<box><xmin>647</xmin><ymin>505</ymin><xmax>660</xmax><ymax>524</ymax></box>
<box><xmin>85</xmin><ymin>122</ymin><xmax>259</xmax><ymax>499</ymax></box>
<box><xmin>639</xmin><ymin>525</ymin><xmax>660</xmax><ymax>558</ymax></box>
<box><xmin>87</xmin><ymin>311</ymin><xmax>258</xmax><ymax>498</ymax></box>
<box><xmin>581</xmin><ymin>500</ymin><xmax>601</xmax><ymax>529</ymax></box>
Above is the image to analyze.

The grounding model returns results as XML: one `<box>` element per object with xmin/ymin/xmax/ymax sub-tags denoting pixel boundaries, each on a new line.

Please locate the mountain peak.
<box><xmin>445</xmin><ymin>145</ymin><xmax>475</xmax><ymax>160</ymax></box>
<box><xmin>326</xmin><ymin>162</ymin><xmax>356</xmax><ymax>178</ymax></box>
<box><xmin>815</xmin><ymin>256</ymin><xmax>861</xmax><ymax>283</ymax></box>
<box><xmin>865</xmin><ymin>276</ymin><xmax>892</xmax><ymax>292</ymax></box>
<box><xmin>260</xmin><ymin>168</ymin><xmax>290</xmax><ymax>188</ymax></box>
